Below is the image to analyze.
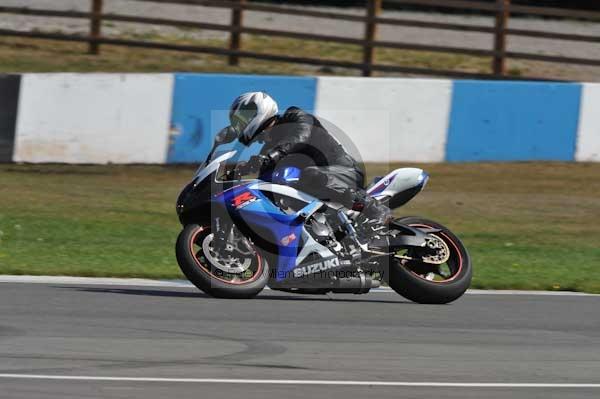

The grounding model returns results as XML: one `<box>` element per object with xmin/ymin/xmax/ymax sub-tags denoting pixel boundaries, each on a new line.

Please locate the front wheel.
<box><xmin>387</xmin><ymin>217</ymin><xmax>472</xmax><ymax>304</ymax></box>
<box><xmin>175</xmin><ymin>224</ymin><xmax>269</xmax><ymax>299</ymax></box>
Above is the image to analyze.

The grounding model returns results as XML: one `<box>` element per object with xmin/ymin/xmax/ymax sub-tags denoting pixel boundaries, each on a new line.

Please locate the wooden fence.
<box><xmin>1</xmin><ymin>0</ymin><xmax>600</xmax><ymax>79</ymax></box>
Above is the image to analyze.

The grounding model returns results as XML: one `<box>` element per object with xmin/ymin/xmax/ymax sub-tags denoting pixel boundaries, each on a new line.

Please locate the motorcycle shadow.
<box><xmin>61</xmin><ymin>286</ymin><xmax>413</xmax><ymax>304</ymax></box>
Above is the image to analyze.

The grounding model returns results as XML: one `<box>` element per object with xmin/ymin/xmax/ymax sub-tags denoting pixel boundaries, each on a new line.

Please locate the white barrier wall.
<box><xmin>13</xmin><ymin>74</ymin><xmax>173</xmax><ymax>164</ymax></box>
<box><xmin>315</xmin><ymin>77</ymin><xmax>452</xmax><ymax>163</ymax></box>
<box><xmin>6</xmin><ymin>73</ymin><xmax>598</xmax><ymax>164</ymax></box>
<box><xmin>576</xmin><ymin>83</ymin><xmax>600</xmax><ymax>162</ymax></box>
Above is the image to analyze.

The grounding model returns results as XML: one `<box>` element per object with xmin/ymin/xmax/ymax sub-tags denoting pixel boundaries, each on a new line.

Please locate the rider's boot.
<box><xmin>352</xmin><ymin>195</ymin><xmax>393</xmax><ymax>251</ymax></box>
<box><xmin>362</xmin><ymin>196</ymin><xmax>393</xmax><ymax>225</ymax></box>
<box><xmin>353</xmin><ymin>194</ymin><xmax>393</xmax><ymax>226</ymax></box>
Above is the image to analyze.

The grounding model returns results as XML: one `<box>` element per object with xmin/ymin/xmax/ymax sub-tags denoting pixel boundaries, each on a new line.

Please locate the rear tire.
<box><xmin>387</xmin><ymin>217</ymin><xmax>472</xmax><ymax>304</ymax></box>
<box><xmin>176</xmin><ymin>224</ymin><xmax>269</xmax><ymax>299</ymax></box>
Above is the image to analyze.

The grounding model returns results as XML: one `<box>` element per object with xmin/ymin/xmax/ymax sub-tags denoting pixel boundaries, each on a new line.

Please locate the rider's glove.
<box><xmin>266</xmin><ymin>149</ymin><xmax>283</xmax><ymax>164</ymax></box>
<box><xmin>237</xmin><ymin>154</ymin><xmax>270</xmax><ymax>175</ymax></box>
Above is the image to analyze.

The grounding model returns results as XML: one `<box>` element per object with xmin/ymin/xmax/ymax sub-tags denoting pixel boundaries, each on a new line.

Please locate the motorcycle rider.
<box><xmin>225</xmin><ymin>91</ymin><xmax>392</xmax><ymax>226</ymax></box>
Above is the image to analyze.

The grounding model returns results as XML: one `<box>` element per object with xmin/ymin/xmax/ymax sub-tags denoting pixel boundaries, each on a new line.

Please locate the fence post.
<box><xmin>362</xmin><ymin>0</ymin><xmax>382</xmax><ymax>77</ymax></box>
<box><xmin>492</xmin><ymin>0</ymin><xmax>510</xmax><ymax>76</ymax></box>
<box><xmin>229</xmin><ymin>0</ymin><xmax>246</xmax><ymax>66</ymax></box>
<box><xmin>89</xmin><ymin>0</ymin><xmax>103</xmax><ymax>55</ymax></box>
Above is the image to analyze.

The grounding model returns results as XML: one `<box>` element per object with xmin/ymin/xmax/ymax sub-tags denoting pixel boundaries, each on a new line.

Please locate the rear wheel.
<box><xmin>176</xmin><ymin>224</ymin><xmax>269</xmax><ymax>299</ymax></box>
<box><xmin>387</xmin><ymin>217</ymin><xmax>472</xmax><ymax>304</ymax></box>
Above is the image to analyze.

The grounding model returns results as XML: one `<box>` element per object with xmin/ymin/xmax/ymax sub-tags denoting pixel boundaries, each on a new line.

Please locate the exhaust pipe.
<box><xmin>331</xmin><ymin>273</ymin><xmax>380</xmax><ymax>294</ymax></box>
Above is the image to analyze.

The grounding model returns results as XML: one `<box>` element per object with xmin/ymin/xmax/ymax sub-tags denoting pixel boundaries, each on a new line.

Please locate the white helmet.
<box><xmin>229</xmin><ymin>92</ymin><xmax>278</xmax><ymax>145</ymax></box>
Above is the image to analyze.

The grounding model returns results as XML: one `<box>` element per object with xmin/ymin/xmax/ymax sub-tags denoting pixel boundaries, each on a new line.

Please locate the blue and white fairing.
<box><xmin>197</xmin><ymin>151</ymin><xmax>333</xmax><ymax>281</ymax></box>
<box><xmin>216</xmin><ymin>182</ymin><xmax>338</xmax><ymax>281</ymax></box>
<box><xmin>367</xmin><ymin>167</ymin><xmax>430</xmax><ymax>208</ymax></box>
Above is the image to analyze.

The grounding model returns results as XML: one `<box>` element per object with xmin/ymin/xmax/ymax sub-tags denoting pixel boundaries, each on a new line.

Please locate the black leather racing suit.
<box><xmin>247</xmin><ymin>107</ymin><xmax>390</xmax><ymax>221</ymax></box>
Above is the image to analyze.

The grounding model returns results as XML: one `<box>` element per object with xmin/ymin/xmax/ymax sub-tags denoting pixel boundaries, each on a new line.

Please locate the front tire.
<box><xmin>387</xmin><ymin>217</ymin><xmax>472</xmax><ymax>304</ymax></box>
<box><xmin>176</xmin><ymin>224</ymin><xmax>269</xmax><ymax>299</ymax></box>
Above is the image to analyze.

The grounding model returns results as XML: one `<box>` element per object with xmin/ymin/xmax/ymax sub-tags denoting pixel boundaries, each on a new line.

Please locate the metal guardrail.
<box><xmin>0</xmin><ymin>0</ymin><xmax>599</xmax><ymax>79</ymax></box>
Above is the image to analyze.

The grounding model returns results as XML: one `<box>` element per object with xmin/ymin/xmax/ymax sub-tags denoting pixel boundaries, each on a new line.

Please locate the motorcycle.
<box><xmin>175</xmin><ymin>132</ymin><xmax>472</xmax><ymax>304</ymax></box>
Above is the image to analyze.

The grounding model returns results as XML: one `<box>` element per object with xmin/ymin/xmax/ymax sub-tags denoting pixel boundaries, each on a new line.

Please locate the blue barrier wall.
<box><xmin>168</xmin><ymin>74</ymin><xmax>317</xmax><ymax>163</ymax></box>
<box><xmin>8</xmin><ymin>73</ymin><xmax>598</xmax><ymax>164</ymax></box>
<box><xmin>446</xmin><ymin>81</ymin><xmax>582</xmax><ymax>162</ymax></box>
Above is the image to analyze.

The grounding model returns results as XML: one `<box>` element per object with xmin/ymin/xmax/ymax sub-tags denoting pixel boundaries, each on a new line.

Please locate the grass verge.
<box><xmin>1</xmin><ymin>162</ymin><xmax>599</xmax><ymax>293</ymax></box>
<box><xmin>0</xmin><ymin>33</ymin><xmax>545</xmax><ymax>78</ymax></box>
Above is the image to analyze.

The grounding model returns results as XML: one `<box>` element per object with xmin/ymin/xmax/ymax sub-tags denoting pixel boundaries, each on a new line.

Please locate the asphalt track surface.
<box><xmin>1</xmin><ymin>281</ymin><xmax>599</xmax><ymax>399</ymax></box>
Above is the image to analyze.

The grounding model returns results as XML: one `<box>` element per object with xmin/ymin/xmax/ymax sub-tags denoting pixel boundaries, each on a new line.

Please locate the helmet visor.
<box><xmin>230</xmin><ymin>113</ymin><xmax>250</xmax><ymax>136</ymax></box>
<box><xmin>230</xmin><ymin>104</ymin><xmax>258</xmax><ymax>137</ymax></box>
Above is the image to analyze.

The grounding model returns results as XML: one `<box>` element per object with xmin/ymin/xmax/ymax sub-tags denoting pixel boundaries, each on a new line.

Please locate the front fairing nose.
<box><xmin>176</xmin><ymin>181</ymin><xmax>195</xmax><ymax>215</ymax></box>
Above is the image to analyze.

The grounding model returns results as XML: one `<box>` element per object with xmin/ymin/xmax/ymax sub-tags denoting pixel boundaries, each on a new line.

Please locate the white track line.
<box><xmin>0</xmin><ymin>275</ymin><xmax>598</xmax><ymax>297</ymax></box>
<box><xmin>0</xmin><ymin>275</ymin><xmax>193</xmax><ymax>288</ymax></box>
<box><xmin>0</xmin><ymin>374</ymin><xmax>598</xmax><ymax>388</ymax></box>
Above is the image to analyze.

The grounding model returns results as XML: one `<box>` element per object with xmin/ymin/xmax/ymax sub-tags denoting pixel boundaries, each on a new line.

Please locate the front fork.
<box><xmin>212</xmin><ymin>217</ymin><xmax>254</xmax><ymax>256</ymax></box>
